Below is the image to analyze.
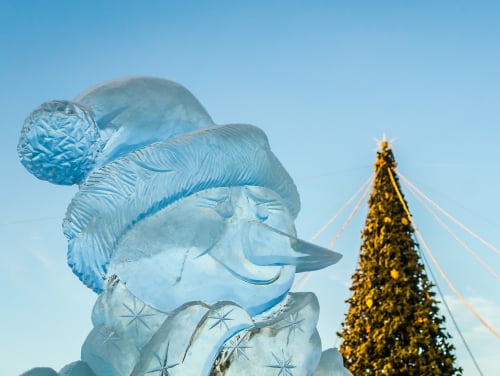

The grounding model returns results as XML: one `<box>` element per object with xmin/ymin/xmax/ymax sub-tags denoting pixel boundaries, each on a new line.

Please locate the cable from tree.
<box><xmin>401</xmin><ymin>178</ymin><xmax>499</xmax><ymax>280</ymax></box>
<box><xmin>388</xmin><ymin>168</ymin><xmax>500</xmax><ymax>339</ymax></box>
<box><xmin>397</xmin><ymin>171</ymin><xmax>500</xmax><ymax>256</ymax></box>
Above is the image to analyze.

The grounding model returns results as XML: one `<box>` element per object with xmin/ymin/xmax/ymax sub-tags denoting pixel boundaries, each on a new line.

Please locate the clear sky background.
<box><xmin>1</xmin><ymin>1</ymin><xmax>499</xmax><ymax>375</ymax></box>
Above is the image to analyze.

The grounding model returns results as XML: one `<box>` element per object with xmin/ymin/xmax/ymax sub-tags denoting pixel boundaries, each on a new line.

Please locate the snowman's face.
<box><xmin>108</xmin><ymin>186</ymin><xmax>298</xmax><ymax>315</ymax></box>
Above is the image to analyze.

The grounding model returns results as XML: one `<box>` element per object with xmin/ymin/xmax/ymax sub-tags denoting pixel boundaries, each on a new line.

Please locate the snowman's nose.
<box><xmin>243</xmin><ymin>221</ymin><xmax>342</xmax><ymax>272</ymax></box>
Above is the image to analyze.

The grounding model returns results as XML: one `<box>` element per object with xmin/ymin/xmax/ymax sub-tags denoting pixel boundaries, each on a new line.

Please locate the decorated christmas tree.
<box><xmin>338</xmin><ymin>140</ymin><xmax>462</xmax><ymax>375</ymax></box>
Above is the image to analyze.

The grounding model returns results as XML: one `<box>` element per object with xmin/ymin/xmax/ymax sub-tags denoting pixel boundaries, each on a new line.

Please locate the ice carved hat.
<box><xmin>18</xmin><ymin>77</ymin><xmax>215</xmax><ymax>184</ymax></box>
<box><xmin>18</xmin><ymin>77</ymin><xmax>301</xmax><ymax>293</ymax></box>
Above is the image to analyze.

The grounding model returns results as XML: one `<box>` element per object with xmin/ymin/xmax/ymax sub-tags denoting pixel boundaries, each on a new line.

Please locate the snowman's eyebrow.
<box><xmin>245</xmin><ymin>187</ymin><xmax>284</xmax><ymax>211</ymax></box>
<box><xmin>259</xmin><ymin>200</ymin><xmax>285</xmax><ymax>213</ymax></box>
<box><xmin>195</xmin><ymin>188</ymin><xmax>231</xmax><ymax>208</ymax></box>
<box><xmin>244</xmin><ymin>186</ymin><xmax>276</xmax><ymax>203</ymax></box>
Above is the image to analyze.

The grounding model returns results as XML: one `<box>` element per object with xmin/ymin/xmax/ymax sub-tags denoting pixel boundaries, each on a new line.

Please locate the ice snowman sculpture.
<box><xmin>18</xmin><ymin>78</ymin><xmax>352</xmax><ymax>376</ymax></box>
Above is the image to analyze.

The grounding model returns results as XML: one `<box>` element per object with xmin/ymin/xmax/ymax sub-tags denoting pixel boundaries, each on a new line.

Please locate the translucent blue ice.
<box><xmin>18</xmin><ymin>77</ymin><xmax>351</xmax><ymax>375</ymax></box>
<box><xmin>18</xmin><ymin>100</ymin><xmax>103</xmax><ymax>185</ymax></box>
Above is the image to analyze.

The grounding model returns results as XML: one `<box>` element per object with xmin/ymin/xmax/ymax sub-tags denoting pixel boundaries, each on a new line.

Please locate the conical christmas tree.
<box><xmin>338</xmin><ymin>140</ymin><xmax>461</xmax><ymax>375</ymax></box>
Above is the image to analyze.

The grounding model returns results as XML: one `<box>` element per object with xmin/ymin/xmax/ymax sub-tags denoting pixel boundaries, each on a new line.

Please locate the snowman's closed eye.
<box><xmin>196</xmin><ymin>189</ymin><xmax>234</xmax><ymax>219</ymax></box>
<box><xmin>245</xmin><ymin>187</ymin><xmax>285</xmax><ymax>222</ymax></box>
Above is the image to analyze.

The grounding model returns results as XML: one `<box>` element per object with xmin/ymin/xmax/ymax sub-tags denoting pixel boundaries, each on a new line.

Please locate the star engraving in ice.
<box><xmin>222</xmin><ymin>332</ymin><xmax>252</xmax><ymax>362</ymax></box>
<box><xmin>279</xmin><ymin>312</ymin><xmax>304</xmax><ymax>343</ymax></box>
<box><xmin>119</xmin><ymin>297</ymin><xmax>155</xmax><ymax>334</ymax></box>
<box><xmin>266</xmin><ymin>350</ymin><xmax>296</xmax><ymax>376</ymax></box>
<box><xmin>208</xmin><ymin>308</ymin><xmax>235</xmax><ymax>330</ymax></box>
<box><xmin>146</xmin><ymin>342</ymin><xmax>179</xmax><ymax>376</ymax></box>
<box><xmin>100</xmin><ymin>330</ymin><xmax>122</xmax><ymax>352</ymax></box>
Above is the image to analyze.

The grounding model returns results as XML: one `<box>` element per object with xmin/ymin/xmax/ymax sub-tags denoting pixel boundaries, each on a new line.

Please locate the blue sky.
<box><xmin>1</xmin><ymin>1</ymin><xmax>499</xmax><ymax>374</ymax></box>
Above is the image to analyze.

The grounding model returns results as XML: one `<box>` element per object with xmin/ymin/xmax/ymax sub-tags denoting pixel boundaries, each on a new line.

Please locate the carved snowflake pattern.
<box><xmin>208</xmin><ymin>308</ymin><xmax>235</xmax><ymax>330</ymax></box>
<box><xmin>279</xmin><ymin>312</ymin><xmax>304</xmax><ymax>343</ymax></box>
<box><xmin>222</xmin><ymin>332</ymin><xmax>252</xmax><ymax>362</ymax></box>
<box><xmin>266</xmin><ymin>349</ymin><xmax>296</xmax><ymax>376</ymax></box>
<box><xmin>101</xmin><ymin>329</ymin><xmax>122</xmax><ymax>352</ymax></box>
<box><xmin>119</xmin><ymin>297</ymin><xmax>156</xmax><ymax>335</ymax></box>
<box><xmin>146</xmin><ymin>342</ymin><xmax>179</xmax><ymax>376</ymax></box>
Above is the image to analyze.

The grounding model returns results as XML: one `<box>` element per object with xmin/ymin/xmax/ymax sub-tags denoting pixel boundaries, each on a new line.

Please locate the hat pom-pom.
<box><xmin>18</xmin><ymin>100</ymin><xmax>102</xmax><ymax>185</ymax></box>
